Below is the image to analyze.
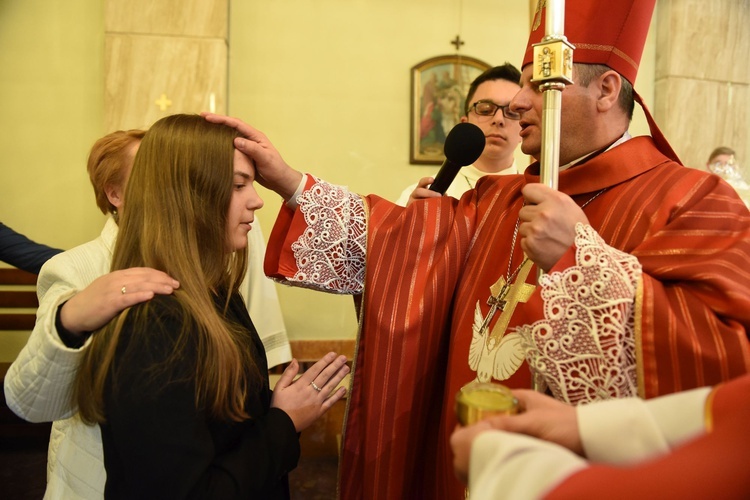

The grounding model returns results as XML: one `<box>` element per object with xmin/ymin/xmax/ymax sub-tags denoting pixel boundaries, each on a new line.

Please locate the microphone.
<box><xmin>428</xmin><ymin>122</ymin><xmax>486</xmax><ymax>194</ymax></box>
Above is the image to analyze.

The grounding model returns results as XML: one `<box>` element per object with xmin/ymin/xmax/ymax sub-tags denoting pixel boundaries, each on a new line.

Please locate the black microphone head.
<box><xmin>443</xmin><ymin>122</ymin><xmax>486</xmax><ymax>167</ymax></box>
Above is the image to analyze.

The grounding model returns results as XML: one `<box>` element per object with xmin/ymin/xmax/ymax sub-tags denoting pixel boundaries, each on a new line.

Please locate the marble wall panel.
<box><xmin>654</xmin><ymin>0</ymin><xmax>749</xmax><ymax>176</ymax></box>
<box><xmin>105</xmin><ymin>0</ymin><xmax>227</xmax><ymax>38</ymax></box>
<box><xmin>656</xmin><ymin>0</ymin><xmax>749</xmax><ymax>84</ymax></box>
<box><xmin>655</xmin><ymin>76</ymin><xmax>748</xmax><ymax>172</ymax></box>
<box><xmin>104</xmin><ymin>34</ymin><xmax>227</xmax><ymax>131</ymax></box>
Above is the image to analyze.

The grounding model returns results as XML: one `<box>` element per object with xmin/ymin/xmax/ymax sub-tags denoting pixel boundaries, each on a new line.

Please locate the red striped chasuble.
<box><xmin>266</xmin><ymin>136</ymin><xmax>750</xmax><ymax>499</ymax></box>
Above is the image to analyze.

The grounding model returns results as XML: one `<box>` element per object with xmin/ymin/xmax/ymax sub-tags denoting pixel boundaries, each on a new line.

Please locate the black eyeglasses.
<box><xmin>468</xmin><ymin>100</ymin><xmax>521</xmax><ymax>120</ymax></box>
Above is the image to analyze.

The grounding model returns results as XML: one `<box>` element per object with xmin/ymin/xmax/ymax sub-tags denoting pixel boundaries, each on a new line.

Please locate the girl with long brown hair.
<box><xmin>74</xmin><ymin>114</ymin><xmax>348</xmax><ymax>498</ymax></box>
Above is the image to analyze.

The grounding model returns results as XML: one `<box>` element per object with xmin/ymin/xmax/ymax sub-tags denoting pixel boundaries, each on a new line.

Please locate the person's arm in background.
<box><xmin>0</xmin><ymin>221</ymin><xmax>62</xmax><ymax>274</ymax></box>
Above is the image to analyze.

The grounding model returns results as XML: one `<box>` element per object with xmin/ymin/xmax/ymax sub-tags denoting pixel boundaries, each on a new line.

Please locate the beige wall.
<box><xmin>227</xmin><ymin>0</ymin><xmax>535</xmax><ymax>341</ymax></box>
<box><xmin>1</xmin><ymin>0</ymin><xmax>720</xmax><ymax>358</ymax></box>
<box><xmin>0</xmin><ymin>0</ymin><xmax>106</xmax><ymax>250</ymax></box>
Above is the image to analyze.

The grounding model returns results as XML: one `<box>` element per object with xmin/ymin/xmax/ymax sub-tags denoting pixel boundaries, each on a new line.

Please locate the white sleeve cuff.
<box><xmin>578</xmin><ymin>387</ymin><xmax>711</xmax><ymax>464</ymax></box>
<box><xmin>470</xmin><ymin>430</ymin><xmax>587</xmax><ymax>499</ymax></box>
<box><xmin>643</xmin><ymin>386</ymin><xmax>711</xmax><ymax>446</ymax></box>
<box><xmin>285</xmin><ymin>174</ymin><xmax>308</xmax><ymax>209</ymax></box>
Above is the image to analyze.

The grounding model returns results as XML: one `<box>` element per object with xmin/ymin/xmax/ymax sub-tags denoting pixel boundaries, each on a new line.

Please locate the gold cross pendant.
<box><xmin>491</xmin><ymin>262</ymin><xmax>536</xmax><ymax>338</ymax></box>
<box><xmin>478</xmin><ymin>259</ymin><xmax>536</xmax><ymax>337</ymax></box>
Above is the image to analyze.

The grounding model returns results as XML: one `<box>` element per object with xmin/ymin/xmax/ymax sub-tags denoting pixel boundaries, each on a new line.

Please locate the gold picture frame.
<box><xmin>410</xmin><ymin>55</ymin><xmax>491</xmax><ymax>164</ymax></box>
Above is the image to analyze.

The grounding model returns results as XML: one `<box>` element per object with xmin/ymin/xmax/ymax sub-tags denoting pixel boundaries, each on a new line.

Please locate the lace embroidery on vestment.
<box><xmin>287</xmin><ymin>176</ymin><xmax>367</xmax><ymax>293</ymax></box>
<box><xmin>518</xmin><ymin>223</ymin><xmax>641</xmax><ymax>405</ymax></box>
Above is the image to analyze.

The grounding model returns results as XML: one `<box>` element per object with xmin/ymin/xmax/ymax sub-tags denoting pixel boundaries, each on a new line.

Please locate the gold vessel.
<box><xmin>455</xmin><ymin>381</ymin><xmax>519</xmax><ymax>426</ymax></box>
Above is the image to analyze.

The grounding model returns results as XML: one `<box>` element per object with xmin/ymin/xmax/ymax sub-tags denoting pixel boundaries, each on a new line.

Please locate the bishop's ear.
<box><xmin>596</xmin><ymin>70</ymin><xmax>622</xmax><ymax>112</ymax></box>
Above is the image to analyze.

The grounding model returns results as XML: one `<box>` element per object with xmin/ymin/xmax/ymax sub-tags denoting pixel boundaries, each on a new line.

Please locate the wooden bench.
<box><xmin>0</xmin><ymin>267</ymin><xmax>52</xmax><ymax>441</ymax></box>
<box><xmin>0</xmin><ymin>267</ymin><xmax>38</xmax><ymax>329</ymax></box>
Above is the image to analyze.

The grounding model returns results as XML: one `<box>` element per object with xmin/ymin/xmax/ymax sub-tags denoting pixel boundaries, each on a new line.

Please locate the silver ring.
<box><xmin>310</xmin><ymin>381</ymin><xmax>323</xmax><ymax>392</ymax></box>
<box><xmin>121</xmin><ymin>286</ymin><xmax>127</xmax><ymax>295</ymax></box>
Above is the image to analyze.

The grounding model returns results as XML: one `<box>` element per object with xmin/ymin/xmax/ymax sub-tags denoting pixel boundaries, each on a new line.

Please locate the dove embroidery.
<box><xmin>468</xmin><ymin>301</ymin><xmax>525</xmax><ymax>383</ymax></box>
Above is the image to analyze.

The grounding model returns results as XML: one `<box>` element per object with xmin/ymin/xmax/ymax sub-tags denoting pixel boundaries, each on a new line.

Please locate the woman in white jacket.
<box><xmin>4</xmin><ymin>130</ymin><xmax>179</xmax><ymax>499</ymax></box>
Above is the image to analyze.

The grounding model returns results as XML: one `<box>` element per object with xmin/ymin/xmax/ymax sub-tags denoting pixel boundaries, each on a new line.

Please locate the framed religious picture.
<box><xmin>410</xmin><ymin>54</ymin><xmax>491</xmax><ymax>164</ymax></box>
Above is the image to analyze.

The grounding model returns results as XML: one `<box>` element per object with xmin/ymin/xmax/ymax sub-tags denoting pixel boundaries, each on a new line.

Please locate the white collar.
<box><xmin>560</xmin><ymin>131</ymin><xmax>632</xmax><ymax>171</ymax></box>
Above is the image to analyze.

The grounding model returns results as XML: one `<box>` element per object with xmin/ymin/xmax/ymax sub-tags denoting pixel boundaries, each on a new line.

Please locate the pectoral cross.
<box><xmin>477</xmin><ymin>278</ymin><xmax>510</xmax><ymax>335</ymax></box>
<box><xmin>479</xmin><ymin>259</ymin><xmax>536</xmax><ymax>339</ymax></box>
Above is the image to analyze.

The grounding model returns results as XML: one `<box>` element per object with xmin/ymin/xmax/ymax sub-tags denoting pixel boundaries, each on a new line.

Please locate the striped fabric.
<box><xmin>265</xmin><ymin>136</ymin><xmax>750</xmax><ymax>500</ymax></box>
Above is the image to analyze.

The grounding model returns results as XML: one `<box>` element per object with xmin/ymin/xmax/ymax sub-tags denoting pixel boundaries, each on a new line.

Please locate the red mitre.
<box><xmin>522</xmin><ymin>0</ymin><xmax>655</xmax><ymax>85</ymax></box>
<box><xmin>522</xmin><ymin>0</ymin><xmax>681</xmax><ymax>164</ymax></box>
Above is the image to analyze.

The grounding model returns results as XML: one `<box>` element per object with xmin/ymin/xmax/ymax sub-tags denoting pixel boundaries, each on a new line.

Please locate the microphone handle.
<box><xmin>428</xmin><ymin>160</ymin><xmax>462</xmax><ymax>194</ymax></box>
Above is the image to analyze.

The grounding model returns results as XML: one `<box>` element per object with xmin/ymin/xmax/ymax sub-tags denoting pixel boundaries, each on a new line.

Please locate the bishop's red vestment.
<box><xmin>266</xmin><ymin>136</ymin><xmax>750</xmax><ymax>499</ymax></box>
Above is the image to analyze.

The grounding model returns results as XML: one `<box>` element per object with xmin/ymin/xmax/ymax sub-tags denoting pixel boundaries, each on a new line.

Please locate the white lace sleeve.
<box><xmin>286</xmin><ymin>176</ymin><xmax>367</xmax><ymax>293</ymax></box>
<box><xmin>519</xmin><ymin>223</ymin><xmax>642</xmax><ymax>405</ymax></box>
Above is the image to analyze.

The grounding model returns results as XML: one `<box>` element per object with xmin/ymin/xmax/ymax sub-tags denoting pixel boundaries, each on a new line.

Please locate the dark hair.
<box><xmin>707</xmin><ymin>146</ymin><xmax>735</xmax><ymax>164</ymax></box>
<box><xmin>464</xmin><ymin>63</ymin><xmax>522</xmax><ymax>115</ymax></box>
<box><xmin>574</xmin><ymin>63</ymin><xmax>635</xmax><ymax>120</ymax></box>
